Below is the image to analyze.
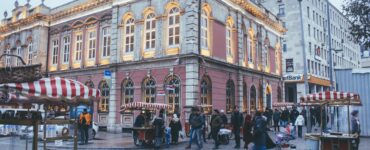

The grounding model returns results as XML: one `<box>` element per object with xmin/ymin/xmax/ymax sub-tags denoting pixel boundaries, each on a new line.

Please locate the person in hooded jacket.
<box><xmin>295</xmin><ymin>112</ymin><xmax>305</xmax><ymax>138</ymax></box>
<box><xmin>169</xmin><ymin>113</ymin><xmax>182</xmax><ymax>144</ymax></box>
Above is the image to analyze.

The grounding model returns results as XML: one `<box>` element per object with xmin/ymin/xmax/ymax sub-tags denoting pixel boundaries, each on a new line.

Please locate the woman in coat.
<box><xmin>295</xmin><ymin>113</ymin><xmax>305</xmax><ymax>138</ymax></box>
<box><xmin>169</xmin><ymin>114</ymin><xmax>182</xmax><ymax>144</ymax></box>
<box><xmin>351</xmin><ymin>110</ymin><xmax>361</xmax><ymax>150</ymax></box>
<box><xmin>243</xmin><ymin>114</ymin><xmax>253</xmax><ymax>149</ymax></box>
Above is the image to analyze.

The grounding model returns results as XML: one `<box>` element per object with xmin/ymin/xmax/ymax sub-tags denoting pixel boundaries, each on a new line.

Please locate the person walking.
<box><xmin>79</xmin><ymin>109</ymin><xmax>91</xmax><ymax>145</ymax></box>
<box><xmin>211</xmin><ymin>109</ymin><xmax>223</xmax><ymax>149</ymax></box>
<box><xmin>351</xmin><ymin>110</ymin><xmax>361</xmax><ymax>150</ymax></box>
<box><xmin>253</xmin><ymin>111</ymin><xmax>267</xmax><ymax>150</ymax></box>
<box><xmin>169</xmin><ymin>113</ymin><xmax>181</xmax><ymax>144</ymax></box>
<box><xmin>186</xmin><ymin>107</ymin><xmax>203</xmax><ymax>149</ymax></box>
<box><xmin>281</xmin><ymin>107</ymin><xmax>289</xmax><ymax>128</ymax></box>
<box><xmin>200</xmin><ymin>107</ymin><xmax>207</xmax><ymax>143</ymax></box>
<box><xmin>153</xmin><ymin>113</ymin><xmax>165</xmax><ymax>149</ymax></box>
<box><xmin>243</xmin><ymin>114</ymin><xmax>253</xmax><ymax>149</ymax></box>
<box><xmin>273</xmin><ymin>109</ymin><xmax>281</xmax><ymax>132</ymax></box>
<box><xmin>231</xmin><ymin>106</ymin><xmax>243</xmax><ymax>148</ymax></box>
<box><xmin>133</xmin><ymin>111</ymin><xmax>145</xmax><ymax>145</ymax></box>
<box><xmin>301</xmin><ymin>107</ymin><xmax>307</xmax><ymax>126</ymax></box>
<box><xmin>290</xmin><ymin>106</ymin><xmax>299</xmax><ymax>126</ymax></box>
<box><xmin>295</xmin><ymin>112</ymin><xmax>305</xmax><ymax>138</ymax></box>
<box><xmin>263</xmin><ymin>107</ymin><xmax>273</xmax><ymax>127</ymax></box>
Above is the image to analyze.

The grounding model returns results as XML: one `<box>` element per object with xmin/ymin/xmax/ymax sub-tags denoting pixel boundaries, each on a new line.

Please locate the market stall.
<box><xmin>300</xmin><ymin>91</ymin><xmax>361</xmax><ymax>150</ymax></box>
<box><xmin>121</xmin><ymin>102</ymin><xmax>172</xmax><ymax>146</ymax></box>
<box><xmin>0</xmin><ymin>77</ymin><xmax>100</xmax><ymax>150</ymax></box>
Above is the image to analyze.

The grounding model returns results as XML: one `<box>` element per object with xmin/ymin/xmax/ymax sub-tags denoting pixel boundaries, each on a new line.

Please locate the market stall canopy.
<box><xmin>0</xmin><ymin>77</ymin><xmax>100</xmax><ymax>105</ymax></box>
<box><xmin>121</xmin><ymin>102</ymin><xmax>172</xmax><ymax>111</ymax></box>
<box><xmin>300</xmin><ymin>91</ymin><xmax>361</xmax><ymax>106</ymax></box>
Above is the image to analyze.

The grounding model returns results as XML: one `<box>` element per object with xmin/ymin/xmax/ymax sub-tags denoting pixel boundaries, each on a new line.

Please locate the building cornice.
<box><xmin>0</xmin><ymin>13</ymin><xmax>48</xmax><ymax>33</ymax></box>
<box><xmin>230</xmin><ymin>0</ymin><xmax>287</xmax><ymax>34</ymax></box>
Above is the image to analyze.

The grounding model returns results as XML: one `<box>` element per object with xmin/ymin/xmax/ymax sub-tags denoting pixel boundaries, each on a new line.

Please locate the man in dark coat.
<box><xmin>220</xmin><ymin>109</ymin><xmax>228</xmax><ymax>127</ymax></box>
<box><xmin>186</xmin><ymin>107</ymin><xmax>203</xmax><ymax>149</ymax></box>
<box><xmin>153</xmin><ymin>113</ymin><xmax>164</xmax><ymax>149</ymax></box>
<box><xmin>273</xmin><ymin>109</ymin><xmax>281</xmax><ymax>132</ymax></box>
<box><xmin>231</xmin><ymin>106</ymin><xmax>243</xmax><ymax>148</ymax></box>
<box><xmin>253</xmin><ymin>111</ymin><xmax>267</xmax><ymax>150</ymax></box>
<box><xmin>211</xmin><ymin>109</ymin><xmax>223</xmax><ymax>149</ymax></box>
<box><xmin>301</xmin><ymin>107</ymin><xmax>307</xmax><ymax>126</ymax></box>
<box><xmin>310</xmin><ymin>107</ymin><xmax>316</xmax><ymax>127</ymax></box>
<box><xmin>351</xmin><ymin>110</ymin><xmax>361</xmax><ymax>150</ymax></box>
<box><xmin>290</xmin><ymin>106</ymin><xmax>299</xmax><ymax>125</ymax></box>
<box><xmin>133</xmin><ymin>111</ymin><xmax>145</xmax><ymax>145</ymax></box>
<box><xmin>281</xmin><ymin>107</ymin><xmax>289</xmax><ymax>127</ymax></box>
<box><xmin>169</xmin><ymin>114</ymin><xmax>182</xmax><ymax>144</ymax></box>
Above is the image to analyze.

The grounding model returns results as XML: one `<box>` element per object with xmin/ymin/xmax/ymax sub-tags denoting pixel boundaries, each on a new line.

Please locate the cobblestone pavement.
<box><xmin>38</xmin><ymin>128</ymin><xmax>369</xmax><ymax>150</ymax></box>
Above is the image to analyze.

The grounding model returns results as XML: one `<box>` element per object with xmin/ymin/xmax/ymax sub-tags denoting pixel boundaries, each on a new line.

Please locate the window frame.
<box><xmin>122</xmin><ymin>79</ymin><xmax>134</xmax><ymax>106</ymax></box>
<box><xmin>87</xmin><ymin>30</ymin><xmax>97</xmax><ymax>59</ymax></box>
<box><xmin>142</xmin><ymin>77</ymin><xmax>156</xmax><ymax>103</ymax></box>
<box><xmin>99</xmin><ymin>81</ymin><xmax>110</xmax><ymax>113</ymax></box>
<box><xmin>144</xmin><ymin>13</ymin><xmax>156</xmax><ymax>51</ymax></box>
<box><xmin>75</xmin><ymin>33</ymin><xmax>83</xmax><ymax>61</ymax></box>
<box><xmin>5</xmin><ymin>48</ymin><xmax>11</xmax><ymax>66</ymax></box>
<box><xmin>27</xmin><ymin>41</ymin><xmax>33</xmax><ymax>65</ymax></box>
<box><xmin>123</xmin><ymin>18</ymin><xmax>135</xmax><ymax>53</ymax></box>
<box><xmin>165</xmin><ymin>75</ymin><xmax>181</xmax><ymax>114</ymax></box>
<box><xmin>102</xmin><ymin>27</ymin><xmax>111</xmax><ymax>57</ymax></box>
<box><xmin>226</xmin><ymin>23</ymin><xmax>233</xmax><ymax>58</ymax></box>
<box><xmin>16</xmin><ymin>46</ymin><xmax>23</xmax><ymax>66</ymax></box>
<box><xmin>52</xmin><ymin>40</ymin><xmax>59</xmax><ymax>65</ymax></box>
<box><xmin>168</xmin><ymin>7</ymin><xmax>180</xmax><ymax>47</ymax></box>
<box><xmin>201</xmin><ymin>10</ymin><xmax>209</xmax><ymax>50</ymax></box>
<box><xmin>226</xmin><ymin>80</ymin><xmax>235</xmax><ymax>113</ymax></box>
<box><xmin>62</xmin><ymin>36</ymin><xmax>70</xmax><ymax>64</ymax></box>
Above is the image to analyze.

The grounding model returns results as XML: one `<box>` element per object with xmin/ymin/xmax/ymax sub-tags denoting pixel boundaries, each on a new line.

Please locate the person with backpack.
<box><xmin>211</xmin><ymin>109</ymin><xmax>223</xmax><ymax>149</ymax></box>
<box><xmin>79</xmin><ymin>109</ymin><xmax>91</xmax><ymax>145</ymax></box>
<box><xmin>231</xmin><ymin>106</ymin><xmax>243</xmax><ymax>148</ymax></box>
<box><xmin>253</xmin><ymin>111</ymin><xmax>267</xmax><ymax>150</ymax></box>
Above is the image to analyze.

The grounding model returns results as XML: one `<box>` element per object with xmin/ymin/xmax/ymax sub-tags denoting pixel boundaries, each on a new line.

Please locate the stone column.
<box><xmin>107</xmin><ymin>6</ymin><xmax>120</xmax><ymax>133</ymax></box>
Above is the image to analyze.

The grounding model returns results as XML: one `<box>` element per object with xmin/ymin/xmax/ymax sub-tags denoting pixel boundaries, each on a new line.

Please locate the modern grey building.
<box><xmin>263</xmin><ymin>0</ymin><xmax>361</xmax><ymax>103</ymax></box>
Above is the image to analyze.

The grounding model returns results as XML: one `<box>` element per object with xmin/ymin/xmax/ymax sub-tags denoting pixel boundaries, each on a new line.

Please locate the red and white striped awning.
<box><xmin>121</xmin><ymin>102</ymin><xmax>172</xmax><ymax>111</ymax></box>
<box><xmin>300</xmin><ymin>91</ymin><xmax>361</xmax><ymax>106</ymax></box>
<box><xmin>0</xmin><ymin>77</ymin><xmax>100</xmax><ymax>103</ymax></box>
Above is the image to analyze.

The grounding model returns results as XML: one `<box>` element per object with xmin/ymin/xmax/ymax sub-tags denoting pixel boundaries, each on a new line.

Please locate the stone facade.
<box><xmin>1</xmin><ymin>0</ymin><xmax>284</xmax><ymax>133</ymax></box>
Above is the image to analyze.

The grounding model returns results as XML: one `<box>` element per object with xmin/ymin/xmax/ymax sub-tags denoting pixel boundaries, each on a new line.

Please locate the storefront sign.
<box><xmin>283</xmin><ymin>74</ymin><xmax>303</xmax><ymax>81</ymax></box>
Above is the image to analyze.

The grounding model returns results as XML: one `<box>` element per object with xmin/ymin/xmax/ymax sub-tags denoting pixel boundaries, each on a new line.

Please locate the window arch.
<box><xmin>144</xmin><ymin>13</ymin><xmax>156</xmax><ymax>50</ymax></box>
<box><xmin>200</xmin><ymin>75</ymin><xmax>212</xmax><ymax>113</ymax></box>
<box><xmin>122</xmin><ymin>79</ymin><xmax>134</xmax><ymax>105</ymax></box>
<box><xmin>99</xmin><ymin>81</ymin><xmax>110</xmax><ymax>112</ymax></box>
<box><xmin>123</xmin><ymin>17</ymin><xmax>135</xmax><ymax>53</ymax></box>
<box><xmin>165</xmin><ymin>75</ymin><xmax>180</xmax><ymax>113</ymax></box>
<box><xmin>226</xmin><ymin>79</ymin><xmax>235</xmax><ymax>113</ymax></box>
<box><xmin>142</xmin><ymin>77</ymin><xmax>156</xmax><ymax>103</ymax></box>
<box><xmin>168</xmin><ymin>7</ymin><xmax>180</xmax><ymax>47</ymax></box>
<box><xmin>250</xmin><ymin>85</ymin><xmax>256</xmax><ymax>112</ymax></box>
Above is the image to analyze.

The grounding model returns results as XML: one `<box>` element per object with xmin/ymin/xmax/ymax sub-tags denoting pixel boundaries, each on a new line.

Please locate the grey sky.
<box><xmin>0</xmin><ymin>0</ymin><xmax>345</xmax><ymax>20</ymax></box>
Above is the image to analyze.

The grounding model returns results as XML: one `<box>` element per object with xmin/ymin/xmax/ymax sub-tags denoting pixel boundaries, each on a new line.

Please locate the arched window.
<box><xmin>27</xmin><ymin>41</ymin><xmax>33</xmax><ymax>65</ymax></box>
<box><xmin>85</xmin><ymin>80</ymin><xmax>94</xmax><ymax>88</ymax></box>
<box><xmin>168</xmin><ymin>7</ymin><xmax>180</xmax><ymax>47</ymax></box>
<box><xmin>165</xmin><ymin>75</ymin><xmax>180</xmax><ymax>113</ymax></box>
<box><xmin>16</xmin><ymin>45</ymin><xmax>23</xmax><ymax>66</ymax></box>
<box><xmin>144</xmin><ymin>13</ymin><xmax>156</xmax><ymax>50</ymax></box>
<box><xmin>99</xmin><ymin>81</ymin><xmax>110</xmax><ymax>112</ymax></box>
<box><xmin>277</xmin><ymin>86</ymin><xmax>282</xmax><ymax>102</ymax></box>
<box><xmin>143</xmin><ymin>77</ymin><xmax>156</xmax><ymax>103</ymax></box>
<box><xmin>226</xmin><ymin>80</ymin><xmax>235</xmax><ymax>113</ymax></box>
<box><xmin>122</xmin><ymin>79</ymin><xmax>134</xmax><ymax>105</ymax></box>
<box><xmin>201</xmin><ymin>10</ymin><xmax>209</xmax><ymax>49</ymax></box>
<box><xmin>250</xmin><ymin>85</ymin><xmax>256</xmax><ymax>112</ymax></box>
<box><xmin>200</xmin><ymin>76</ymin><xmax>212</xmax><ymax>113</ymax></box>
<box><xmin>124</xmin><ymin>18</ymin><xmax>135</xmax><ymax>53</ymax></box>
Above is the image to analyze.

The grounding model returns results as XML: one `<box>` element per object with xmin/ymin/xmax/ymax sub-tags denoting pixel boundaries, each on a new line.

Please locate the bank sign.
<box><xmin>283</xmin><ymin>74</ymin><xmax>303</xmax><ymax>81</ymax></box>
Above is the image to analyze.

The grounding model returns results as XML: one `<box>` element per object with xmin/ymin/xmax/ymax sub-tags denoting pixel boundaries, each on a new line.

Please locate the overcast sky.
<box><xmin>0</xmin><ymin>0</ymin><xmax>345</xmax><ymax>20</ymax></box>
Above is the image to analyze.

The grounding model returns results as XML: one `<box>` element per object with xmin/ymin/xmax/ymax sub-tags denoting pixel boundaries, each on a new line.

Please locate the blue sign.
<box><xmin>104</xmin><ymin>69</ymin><xmax>111</xmax><ymax>77</ymax></box>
